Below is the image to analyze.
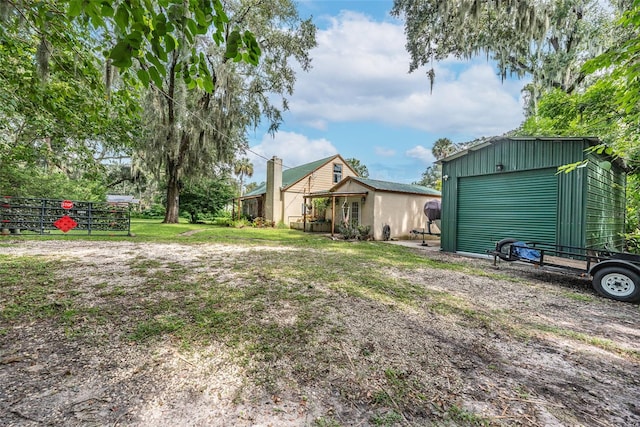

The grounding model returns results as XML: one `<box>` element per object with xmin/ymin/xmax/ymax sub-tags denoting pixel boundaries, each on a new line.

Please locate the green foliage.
<box><xmin>234</xmin><ymin>158</ymin><xmax>254</xmax><ymax>195</ymax></box>
<box><xmin>0</xmin><ymin>165</ymin><xmax>106</xmax><ymax>201</ymax></box>
<box><xmin>337</xmin><ymin>222</ymin><xmax>371</xmax><ymax>240</ymax></box>
<box><xmin>446</xmin><ymin>404</ymin><xmax>490</xmax><ymax>426</ymax></box>
<box><xmin>370</xmin><ymin>411</ymin><xmax>403</xmax><ymax>426</ymax></box>
<box><xmin>0</xmin><ymin>21</ymin><xmax>141</xmax><ymax>172</ymax></box>
<box><xmin>345</xmin><ymin>158</ymin><xmax>369</xmax><ymax>178</ymax></box>
<box><xmin>517</xmin><ymin>2</ymin><xmax>640</xmax><ymax>251</ymax></box>
<box><xmin>391</xmin><ymin>0</ymin><xmax>624</xmax><ymax>96</ymax></box>
<box><xmin>252</xmin><ymin>217</ymin><xmax>275</xmax><ymax>228</ymax></box>
<box><xmin>431</xmin><ymin>137</ymin><xmax>455</xmax><ymax>160</ymax></box>
<box><xmin>520</xmin><ymin>82</ymin><xmax>625</xmax><ymax>146</ymax></box>
<box><xmin>134</xmin><ymin>0</ymin><xmax>316</xmax><ymax>223</ymax></box>
<box><xmin>179</xmin><ymin>178</ymin><xmax>236</xmax><ymax>224</ymax></box>
<box><xmin>414</xmin><ymin>165</ymin><xmax>441</xmax><ymax>190</ymax></box>
<box><xmin>132</xmin><ymin>204</ymin><xmax>166</xmax><ymax>220</ymax></box>
<box><xmin>580</xmin><ymin>2</ymin><xmax>640</xmax><ymax>168</ymax></box>
<box><xmin>71</xmin><ymin>0</ymin><xmax>259</xmax><ymax>91</ymax></box>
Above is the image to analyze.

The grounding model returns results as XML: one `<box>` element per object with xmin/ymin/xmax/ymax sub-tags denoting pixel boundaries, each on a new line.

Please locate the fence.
<box><xmin>0</xmin><ymin>196</ymin><xmax>131</xmax><ymax>236</ymax></box>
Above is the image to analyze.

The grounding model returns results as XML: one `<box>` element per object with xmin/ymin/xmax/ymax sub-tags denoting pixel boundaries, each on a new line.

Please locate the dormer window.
<box><xmin>333</xmin><ymin>164</ymin><xmax>342</xmax><ymax>183</ymax></box>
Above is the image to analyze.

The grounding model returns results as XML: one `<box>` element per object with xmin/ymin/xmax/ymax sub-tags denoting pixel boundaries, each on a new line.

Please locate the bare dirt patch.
<box><xmin>0</xmin><ymin>240</ymin><xmax>638</xmax><ymax>426</ymax></box>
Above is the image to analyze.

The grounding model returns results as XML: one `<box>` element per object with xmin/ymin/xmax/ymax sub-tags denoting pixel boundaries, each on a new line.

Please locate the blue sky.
<box><xmin>245</xmin><ymin>0</ymin><xmax>528</xmax><ymax>185</ymax></box>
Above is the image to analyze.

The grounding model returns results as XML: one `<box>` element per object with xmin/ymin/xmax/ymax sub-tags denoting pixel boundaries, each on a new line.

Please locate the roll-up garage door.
<box><xmin>456</xmin><ymin>168</ymin><xmax>558</xmax><ymax>254</ymax></box>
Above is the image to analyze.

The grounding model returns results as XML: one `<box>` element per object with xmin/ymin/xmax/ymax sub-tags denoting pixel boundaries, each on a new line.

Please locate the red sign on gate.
<box><xmin>53</xmin><ymin>215</ymin><xmax>78</xmax><ymax>233</ymax></box>
<box><xmin>61</xmin><ymin>200</ymin><xmax>74</xmax><ymax>210</ymax></box>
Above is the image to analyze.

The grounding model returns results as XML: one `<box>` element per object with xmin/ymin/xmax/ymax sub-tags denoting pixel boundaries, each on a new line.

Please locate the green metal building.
<box><xmin>438</xmin><ymin>137</ymin><xmax>626</xmax><ymax>255</ymax></box>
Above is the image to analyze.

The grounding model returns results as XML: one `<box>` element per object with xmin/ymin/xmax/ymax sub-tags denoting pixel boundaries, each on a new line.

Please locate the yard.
<box><xmin>0</xmin><ymin>221</ymin><xmax>638</xmax><ymax>426</ymax></box>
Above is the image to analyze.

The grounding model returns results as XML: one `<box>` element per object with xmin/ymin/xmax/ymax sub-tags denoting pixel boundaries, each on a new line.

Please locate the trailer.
<box><xmin>489</xmin><ymin>239</ymin><xmax>640</xmax><ymax>303</ymax></box>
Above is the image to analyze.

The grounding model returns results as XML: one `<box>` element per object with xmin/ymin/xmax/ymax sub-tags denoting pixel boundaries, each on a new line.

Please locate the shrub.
<box><xmin>132</xmin><ymin>204</ymin><xmax>166</xmax><ymax>219</ymax></box>
<box><xmin>357</xmin><ymin>225</ymin><xmax>372</xmax><ymax>240</ymax></box>
<box><xmin>252</xmin><ymin>217</ymin><xmax>275</xmax><ymax>228</ymax></box>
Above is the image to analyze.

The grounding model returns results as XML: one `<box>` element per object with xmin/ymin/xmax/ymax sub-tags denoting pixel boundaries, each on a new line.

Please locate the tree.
<box><xmin>1</xmin><ymin>1</ymin><xmax>261</xmax><ymax>92</ymax></box>
<box><xmin>244</xmin><ymin>181</ymin><xmax>261</xmax><ymax>194</ymax></box>
<box><xmin>179</xmin><ymin>176</ymin><xmax>236</xmax><ymax>224</ymax></box>
<box><xmin>0</xmin><ymin>3</ymin><xmax>142</xmax><ymax>196</ymax></box>
<box><xmin>391</xmin><ymin>0</ymin><xmax>629</xmax><ymax>101</ymax></box>
<box><xmin>518</xmin><ymin>2</ymin><xmax>640</xmax><ymax>246</ymax></box>
<box><xmin>137</xmin><ymin>0</ymin><xmax>315</xmax><ymax>223</ymax></box>
<box><xmin>0</xmin><ymin>0</ymin><xmax>263</xmax><ymax>207</ymax></box>
<box><xmin>431</xmin><ymin>138</ymin><xmax>455</xmax><ymax>160</ymax></box>
<box><xmin>414</xmin><ymin>165</ymin><xmax>441</xmax><ymax>191</ymax></box>
<box><xmin>582</xmin><ymin>1</ymin><xmax>640</xmax><ymax>164</ymax></box>
<box><xmin>234</xmin><ymin>158</ymin><xmax>254</xmax><ymax>196</ymax></box>
<box><xmin>345</xmin><ymin>158</ymin><xmax>369</xmax><ymax>178</ymax></box>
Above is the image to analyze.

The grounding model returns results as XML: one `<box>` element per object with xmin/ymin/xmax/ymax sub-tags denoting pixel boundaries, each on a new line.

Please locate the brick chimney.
<box><xmin>265</xmin><ymin>156</ymin><xmax>283</xmax><ymax>223</ymax></box>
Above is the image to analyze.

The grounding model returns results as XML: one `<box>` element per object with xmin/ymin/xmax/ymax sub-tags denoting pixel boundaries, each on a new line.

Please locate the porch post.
<box><xmin>331</xmin><ymin>195</ymin><xmax>336</xmax><ymax>237</ymax></box>
<box><xmin>303</xmin><ymin>196</ymin><xmax>307</xmax><ymax>233</ymax></box>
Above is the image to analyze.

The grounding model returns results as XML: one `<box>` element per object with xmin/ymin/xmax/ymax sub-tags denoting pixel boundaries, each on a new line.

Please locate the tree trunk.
<box><xmin>164</xmin><ymin>164</ymin><xmax>180</xmax><ymax>223</ymax></box>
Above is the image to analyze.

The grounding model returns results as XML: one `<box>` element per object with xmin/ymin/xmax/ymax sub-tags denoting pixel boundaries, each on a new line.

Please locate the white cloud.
<box><xmin>405</xmin><ymin>145</ymin><xmax>435</xmax><ymax>165</ymax></box>
<box><xmin>246</xmin><ymin>131</ymin><xmax>338</xmax><ymax>182</ymax></box>
<box><xmin>375</xmin><ymin>146</ymin><xmax>396</xmax><ymax>157</ymax></box>
<box><xmin>289</xmin><ymin>11</ymin><xmax>526</xmax><ymax>136</ymax></box>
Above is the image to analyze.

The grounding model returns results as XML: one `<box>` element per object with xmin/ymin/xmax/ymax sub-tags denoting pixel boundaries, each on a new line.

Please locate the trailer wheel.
<box><xmin>495</xmin><ymin>238</ymin><xmax>520</xmax><ymax>262</ymax></box>
<box><xmin>592</xmin><ymin>266</ymin><xmax>640</xmax><ymax>303</ymax></box>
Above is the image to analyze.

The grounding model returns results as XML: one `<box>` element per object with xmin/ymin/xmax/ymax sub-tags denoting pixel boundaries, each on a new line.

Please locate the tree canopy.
<box><xmin>135</xmin><ymin>0</ymin><xmax>316</xmax><ymax>223</ymax></box>
<box><xmin>391</xmin><ymin>0</ymin><xmax>629</xmax><ymax>99</ymax></box>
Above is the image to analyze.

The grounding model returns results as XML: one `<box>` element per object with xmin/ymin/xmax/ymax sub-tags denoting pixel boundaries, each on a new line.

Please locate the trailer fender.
<box><xmin>589</xmin><ymin>260</ymin><xmax>640</xmax><ymax>277</ymax></box>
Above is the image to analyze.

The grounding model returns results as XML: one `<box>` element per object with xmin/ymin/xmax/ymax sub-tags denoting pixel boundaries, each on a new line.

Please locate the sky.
<box><xmin>244</xmin><ymin>0</ymin><xmax>529</xmax><ymax>185</ymax></box>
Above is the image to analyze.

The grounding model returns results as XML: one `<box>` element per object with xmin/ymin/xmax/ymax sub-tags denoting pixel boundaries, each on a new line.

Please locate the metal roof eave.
<box><xmin>436</xmin><ymin>136</ymin><xmax>604</xmax><ymax>165</ymax></box>
<box><xmin>305</xmin><ymin>190</ymin><xmax>368</xmax><ymax>199</ymax></box>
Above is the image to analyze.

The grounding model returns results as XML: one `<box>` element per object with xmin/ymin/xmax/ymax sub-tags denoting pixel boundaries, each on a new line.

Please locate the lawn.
<box><xmin>0</xmin><ymin>220</ymin><xmax>638</xmax><ymax>426</ymax></box>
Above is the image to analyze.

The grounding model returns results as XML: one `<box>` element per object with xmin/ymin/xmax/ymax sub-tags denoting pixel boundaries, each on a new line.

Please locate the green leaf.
<box><xmin>195</xmin><ymin>9</ymin><xmax>208</xmax><ymax>27</ymax></box>
<box><xmin>148</xmin><ymin>66</ymin><xmax>163</xmax><ymax>87</ymax></box>
<box><xmin>202</xmin><ymin>77</ymin><xmax>214</xmax><ymax>93</ymax></box>
<box><xmin>114</xmin><ymin>5</ymin><xmax>130</xmax><ymax>30</ymax></box>
<box><xmin>154</xmin><ymin>14</ymin><xmax>167</xmax><ymax>36</ymax></box>
<box><xmin>186</xmin><ymin>19</ymin><xmax>198</xmax><ymax>39</ymax></box>
<box><xmin>144</xmin><ymin>52</ymin><xmax>166</xmax><ymax>76</ymax></box>
<box><xmin>68</xmin><ymin>0</ymin><xmax>83</xmax><ymax>17</ymax></box>
<box><xmin>599</xmin><ymin>161</ymin><xmax>612</xmax><ymax>171</ymax></box>
<box><xmin>101</xmin><ymin>3</ymin><xmax>114</xmax><ymax>17</ymax></box>
<box><xmin>165</xmin><ymin>34</ymin><xmax>176</xmax><ymax>53</ymax></box>
<box><xmin>136</xmin><ymin>69</ymin><xmax>150</xmax><ymax>87</ymax></box>
<box><xmin>109</xmin><ymin>41</ymin><xmax>133</xmax><ymax>68</ymax></box>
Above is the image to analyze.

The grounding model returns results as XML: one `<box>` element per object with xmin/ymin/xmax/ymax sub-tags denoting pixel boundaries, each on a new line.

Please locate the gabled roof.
<box><xmin>243</xmin><ymin>154</ymin><xmax>352</xmax><ymax>198</ymax></box>
<box><xmin>333</xmin><ymin>176</ymin><xmax>441</xmax><ymax>196</ymax></box>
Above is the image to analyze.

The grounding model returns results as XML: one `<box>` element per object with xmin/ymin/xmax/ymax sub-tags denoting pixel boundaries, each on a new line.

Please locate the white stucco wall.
<box><xmin>329</xmin><ymin>180</ymin><xmax>441</xmax><ymax>240</ymax></box>
<box><xmin>371</xmin><ymin>192</ymin><xmax>441</xmax><ymax>240</ymax></box>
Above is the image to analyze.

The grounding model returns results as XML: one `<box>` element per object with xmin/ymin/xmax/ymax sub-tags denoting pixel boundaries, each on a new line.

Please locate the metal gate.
<box><xmin>1</xmin><ymin>196</ymin><xmax>131</xmax><ymax>236</ymax></box>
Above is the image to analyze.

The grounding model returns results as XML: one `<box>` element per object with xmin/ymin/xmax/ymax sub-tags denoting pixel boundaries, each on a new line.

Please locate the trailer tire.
<box><xmin>592</xmin><ymin>266</ymin><xmax>640</xmax><ymax>303</ymax></box>
<box><xmin>495</xmin><ymin>238</ymin><xmax>520</xmax><ymax>262</ymax></box>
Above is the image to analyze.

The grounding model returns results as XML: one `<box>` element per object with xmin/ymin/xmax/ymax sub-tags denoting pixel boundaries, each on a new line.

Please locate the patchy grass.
<box><xmin>1</xmin><ymin>228</ymin><xmax>637</xmax><ymax>426</ymax></box>
<box><xmin>0</xmin><ymin>255</ymin><xmax>66</xmax><ymax>321</ymax></box>
<box><xmin>531</xmin><ymin>323</ymin><xmax>640</xmax><ymax>361</ymax></box>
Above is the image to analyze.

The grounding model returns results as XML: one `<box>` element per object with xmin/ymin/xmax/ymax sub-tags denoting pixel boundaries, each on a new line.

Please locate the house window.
<box><xmin>333</xmin><ymin>164</ymin><xmax>343</xmax><ymax>183</ymax></box>
<box><xmin>351</xmin><ymin>201</ymin><xmax>359</xmax><ymax>226</ymax></box>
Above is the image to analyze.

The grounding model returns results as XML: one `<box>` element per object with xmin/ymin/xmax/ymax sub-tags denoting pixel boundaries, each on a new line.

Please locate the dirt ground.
<box><xmin>0</xmin><ymin>239</ymin><xmax>638</xmax><ymax>426</ymax></box>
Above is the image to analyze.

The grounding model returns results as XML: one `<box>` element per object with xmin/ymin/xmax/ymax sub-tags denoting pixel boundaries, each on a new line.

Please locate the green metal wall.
<box><xmin>440</xmin><ymin>137</ymin><xmax>617</xmax><ymax>253</ymax></box>
<box><xmin>585</xmin><ymin>155</ymin><xmax>626</xmax><ymax>250</ymax></box>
